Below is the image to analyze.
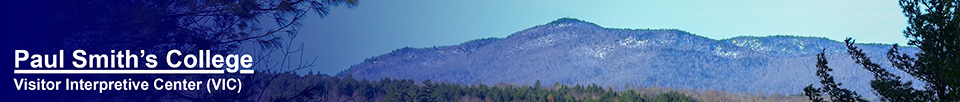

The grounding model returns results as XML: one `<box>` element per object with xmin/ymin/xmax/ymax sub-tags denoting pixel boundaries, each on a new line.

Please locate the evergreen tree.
<box><xmin>805</xmin><ymin>0</ymin><xmax>959</xmax><ymax>101</ymax></box>
<box><xmin>803</xmin><ymin>49</ymin><xmax>868</xmax><ymax>102</ymax></box>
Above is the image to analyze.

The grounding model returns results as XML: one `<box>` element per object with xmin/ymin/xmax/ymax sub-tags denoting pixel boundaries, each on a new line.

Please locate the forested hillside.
<box><xmin>340</xmin><ymin>18</ymin><xmax>919</xmax><ymax>97</ymax></box>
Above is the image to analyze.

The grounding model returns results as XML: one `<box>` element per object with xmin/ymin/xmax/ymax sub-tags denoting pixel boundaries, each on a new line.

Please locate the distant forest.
<box><xmin>264</xmin><ymin>72</ymin><xmax>693</xmax><ymax>102</ymax></box>
<box><xmin>253</xmin><ymin>72</ymin><xmax>808</xmax><ymax>102</ymax></box>
<box><xmin>37</xmin><ymin>72</ymin><xmax>804</xmax><ymax>101</ymax></box>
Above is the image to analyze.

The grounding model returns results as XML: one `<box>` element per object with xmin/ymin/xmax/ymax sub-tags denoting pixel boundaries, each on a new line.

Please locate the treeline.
<box><xmin>30</xmin><ymin>72</ymin><xmax>804</xmax><ymax>101</ymax></box>
<box><xmin>261</xmin><ymin>72</ymin><xmax>697</xmax><ymax>102</ymax></box>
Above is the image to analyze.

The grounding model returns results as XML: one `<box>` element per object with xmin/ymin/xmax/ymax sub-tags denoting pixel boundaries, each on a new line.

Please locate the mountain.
<box><xmin>337</xmin><ymin>18</ymin><xmax>921</xmax><ymax>97</ymax></box>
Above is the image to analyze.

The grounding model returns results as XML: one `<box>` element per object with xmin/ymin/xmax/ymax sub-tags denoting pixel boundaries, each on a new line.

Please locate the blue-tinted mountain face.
<box><xmin>338</xmin><ymin>18</ymin><xmax>921</xmax><ymax>96</ymax></box>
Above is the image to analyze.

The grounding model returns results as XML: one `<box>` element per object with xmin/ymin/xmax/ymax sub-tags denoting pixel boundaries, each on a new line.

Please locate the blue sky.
<box><xmin>292</xmin><ymin>0</ymin><xmax>909</xmax><ymax>75</ymax></box>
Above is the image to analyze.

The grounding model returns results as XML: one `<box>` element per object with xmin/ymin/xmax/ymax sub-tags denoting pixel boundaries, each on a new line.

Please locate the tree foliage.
<box><xmin>262</xmin><ymin>73</ymin><xmax>699</xmax><ymax>102</ymax></box>
<box><xmin>898</xmin><ymin>0</ymin><xmax>960</xmax><ymax>101</ymax></box>
<box><xmin>16</xmin><ymin>0</ymin><xmax>358</xmax><ymax>53</ymax></box>
<box><xmin>804</xmin><ymin>49</ymin><xmax>868</xmax><ymax>102</ymax></box>
<box><xmin>805</xmin><ymin>0</ymin><xmax>959</xmax><ymax>101</ymax></box>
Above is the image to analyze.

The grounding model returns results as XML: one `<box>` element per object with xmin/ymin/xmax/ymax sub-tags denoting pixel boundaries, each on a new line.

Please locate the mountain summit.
<box><xmin>338</xmin><ymin>18</ymin><xmax>919</xmax><ymax>96</ymax></box>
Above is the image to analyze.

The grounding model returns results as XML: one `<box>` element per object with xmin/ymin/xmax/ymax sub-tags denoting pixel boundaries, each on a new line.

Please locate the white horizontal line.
<box><xmin>240</xmin><ymin>70</ymin><xmax>254</xmax><ymax>74</ymax></box>
<box><xmin>14</xmin><ymin>70</ymin><xmax>255</xmax><ymax>74</ymax></box>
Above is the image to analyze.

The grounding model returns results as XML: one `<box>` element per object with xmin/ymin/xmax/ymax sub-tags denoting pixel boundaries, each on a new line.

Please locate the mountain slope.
<box><xmin>338</xmin><ymin>18</ymin><xmax>921</xmax><ymax>96</ymax></box>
